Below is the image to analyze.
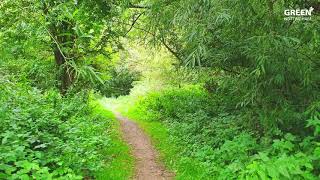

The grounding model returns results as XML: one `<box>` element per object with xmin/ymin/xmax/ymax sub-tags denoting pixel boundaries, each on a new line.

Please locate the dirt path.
<box><xmin>115</xmin><ymin>113</ymin><xmax>174</xmax><ymax>180</ymax></box>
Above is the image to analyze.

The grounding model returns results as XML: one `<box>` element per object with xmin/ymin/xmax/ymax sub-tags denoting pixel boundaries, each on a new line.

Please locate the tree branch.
<box><xmin>221</xmin><ymin>66</ymin><xmax>240</xmax><ymax>75</ymax></box>
<box><xmin>129</xmin><ymin>3</ymin><xmax>150</xmax><ymax>9</ymax></box>
<box><xmin>125</xmin><ymin>12</ymin><xmax>145</xmax><ymax>36</ymax></box>
<box><xmin>160</xmin><ymin>38</ymin><xmax>183</xmax><ymax>62</ymax></box>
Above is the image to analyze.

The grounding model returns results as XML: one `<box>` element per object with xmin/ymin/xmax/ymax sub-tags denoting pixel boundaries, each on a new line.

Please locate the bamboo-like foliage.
<box><xmin>131</xmin><ymin>0</ymin><xmax>320</xmax><ymax>132</ymax></box>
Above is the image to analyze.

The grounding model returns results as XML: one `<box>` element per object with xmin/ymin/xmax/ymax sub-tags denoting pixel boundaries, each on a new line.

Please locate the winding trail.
<box><xmin>114</xmin><ymin>113</ymin><xmax>174</xmax><ymax>180</ymax></box>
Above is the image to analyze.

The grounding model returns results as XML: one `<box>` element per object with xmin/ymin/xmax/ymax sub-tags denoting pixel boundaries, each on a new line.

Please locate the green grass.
<box><xmin>117</xmin><ymin>100</ymin><xmax>208</xmax><ymax>180</ymax></box>
<box><xmin>91</xmin><ymin>100</ymin><xmax>134</xmax><ymax>180</ymax></box>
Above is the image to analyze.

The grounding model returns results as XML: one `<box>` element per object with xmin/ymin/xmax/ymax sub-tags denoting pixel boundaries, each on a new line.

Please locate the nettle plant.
<box><xmin>0</xmin><ymin>80</ymin><xmax>112</xmax><ymax>178</ymax></box>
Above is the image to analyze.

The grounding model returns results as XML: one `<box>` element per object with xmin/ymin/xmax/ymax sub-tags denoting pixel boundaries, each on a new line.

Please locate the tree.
<box><xmin>126</xmin><ymin>0</ymin><xmax>320</xmax><ymax>132</ymax></box>
<box><xmin>1</xmin><ymin>0</ymin><xmax>153</xmax><ymax>95</ymax></box>
<box><xmin>41</xmin><ymin>0</ymin><xmax>128</xmax><ymax>94</ymax></box>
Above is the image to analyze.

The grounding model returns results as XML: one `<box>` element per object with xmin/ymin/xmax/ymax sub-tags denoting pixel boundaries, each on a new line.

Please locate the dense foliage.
<box><xmin>119</xmin><ymin>1</ymin><xmax>320</xmax><ymax>178</ymax></box>
<box><xmin>0</xmin><ymin>81</ymin><xmax>110</xmax><ymax>178</ymax></box>
<box><xmin>0</xmin><ymin>1</ymin><xmax>135</xmax><ymax>179</ymax></box>
<box><xmin>125</xmin><ymin>86</ymin><xmax>320</xmax><ymax>179</ymax></box>
<box><xmin>0</xmin><ymin>59</ymin><xmax>134</xmax><ymax>178</ymax></box>
<box><xmin>98</xmin><ymin>67</ymin><xmax>140</xmax><ymax>98</ymax></box>
<box><xmin>0</xmin><ymin>0</ymin><xmax>133</xmax><ymax>94</ymax></box>
<box><xmin>1</xmin><ymin>0</ymin><xmax>319</xmax><ymax>179</ymax></box>
<box><xmin>132</xmin><ymin>0</ymin><xmax>320</xmax><ymax>134</ymax></box>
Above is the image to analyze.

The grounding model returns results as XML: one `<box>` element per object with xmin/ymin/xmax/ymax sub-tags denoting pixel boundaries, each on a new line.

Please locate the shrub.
<box><xmin>0</xmin><ymin>81</ymin><xmax>113</xmax><ymax>179</ymax></box>
<box><xmin>127</xmin><ymin>85</ymin><xmax>320</xmax><ymax>179</ymax></box>
<box><xmin>98</xmin><ymin>67</ymin><xmax>140</xmax><ymax>97</ymax></box>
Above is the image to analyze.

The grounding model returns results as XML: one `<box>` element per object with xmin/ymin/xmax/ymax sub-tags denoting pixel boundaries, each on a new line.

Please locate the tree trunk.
<box><xmin>42</xmin><ymin>1</ymin><xmax>75</xmax><ymax>95</ymax></box>
<box><xmin>54</xmin><ymin>47</ymin><xmax>73</xmax><ymax>95</ymax></box>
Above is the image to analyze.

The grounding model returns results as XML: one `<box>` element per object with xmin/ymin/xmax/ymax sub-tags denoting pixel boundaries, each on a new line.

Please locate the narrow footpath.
<box><xmin>114</xmin><ymin>113</ymin><xmax>174</xmax><ymax>180</ymax></box>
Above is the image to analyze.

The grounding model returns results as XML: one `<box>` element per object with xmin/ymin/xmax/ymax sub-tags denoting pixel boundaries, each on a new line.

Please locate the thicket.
<box><xmin>119</xmin><ymin>1</ymin><xmax>320</xmax><ymax>178</ymax></box>
<box><xmin>0</xmin><ymin>0</ymin><xmax>135</xmax><ymax>179</ymax></box>
<box><xmin>138</xmin><ymin>0</ymin><xmax>320</xmax><ymax>132</ymax></box>
<box><xmin>97</xmin><ymin>67</ymin><xmax>140</xmax><ymax>98</ymax></box>
<box><xmin>126</xmin><ymin>86</ymin><xmax>320</xmax><ymax>179</ymax></box>
<box><xmin>0</xmin><ymin>57</ymin><xmax>134</xmax><ymax>179</ymax></box>
<box><xmin>1</xmin><ymin>0</ymin><xmax>320</xmax><ymax>179</ymax></box>
<box><xmin>0</xmin><ymin>79</ymin><xmax>114</xmax><ymax>179</ymax></box>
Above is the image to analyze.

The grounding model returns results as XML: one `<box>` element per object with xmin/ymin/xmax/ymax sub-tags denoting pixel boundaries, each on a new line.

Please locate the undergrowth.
<box><xmin>0</xmin><ymin>79</ymin><xmax>133</xmax><ymax>179</ymax></box>
<box><xmin>119</xmin><ymin>85</ymin><xmax>320</xmax><ymax>179</ymax></box>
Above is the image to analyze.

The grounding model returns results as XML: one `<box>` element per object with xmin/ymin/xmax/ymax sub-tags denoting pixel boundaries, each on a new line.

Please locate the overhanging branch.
<box><xmin>129</xmin><ymin>3</ymin><xmax>150</xmax><ymax>9</ymax></box>
<box><xmin>125</xmin><ymin>12</ymin><xmax>145</xmax><ymax>35</ymax></box>
<box><xmin>160</xmin><ymin>38</ymin><xmax>183</xmax><ymax>62</ymax></box>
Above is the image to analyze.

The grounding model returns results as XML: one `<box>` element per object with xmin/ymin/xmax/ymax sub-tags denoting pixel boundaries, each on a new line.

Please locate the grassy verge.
<box><xmin>116</xmin><ymin>99</ymin><xmax>208</xmax><ymax>180</ymax></box>
<box><xmin>91</xmin><ymin>100</ymin><xmax>134</xmax><ymax>180</ymax></box>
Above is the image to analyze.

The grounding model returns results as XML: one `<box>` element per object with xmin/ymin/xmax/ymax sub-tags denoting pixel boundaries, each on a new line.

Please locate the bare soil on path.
<box><xmin>114</xmin><ymin>113</ymin><xmax>174</xmax><ymax>180</ymax></box>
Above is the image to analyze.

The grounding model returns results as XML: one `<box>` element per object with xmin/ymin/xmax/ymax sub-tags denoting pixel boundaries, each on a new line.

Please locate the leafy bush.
<box><xmin>0</xmin><ymin>80</ymin><xmax>114</xmax><ymax>179</ymax></box>
<box><xmin>131</xmin><ymin>85</ymin><xmax>214</xmax><ymax>120</ymax></box>
<box><xmin>98</xmin><ymin>67</ymin><xmax>140</xmax><ymax>98</ymax></box>
<box><xmin>126</xmin><ymin>85</ymin><xmax>320</xmax><ymax>179</ymax></box>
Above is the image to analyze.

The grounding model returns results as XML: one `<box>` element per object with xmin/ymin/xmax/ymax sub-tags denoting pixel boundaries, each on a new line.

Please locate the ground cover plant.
<box><xmin>121</xmin><ymin>85</ymin><xmax>320</xmax><ymax>179</ymax></box>
<box><xmin>0</xmin><ymin>78</ymin><xmax>133</xmax><ymax>179</ymax></box>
